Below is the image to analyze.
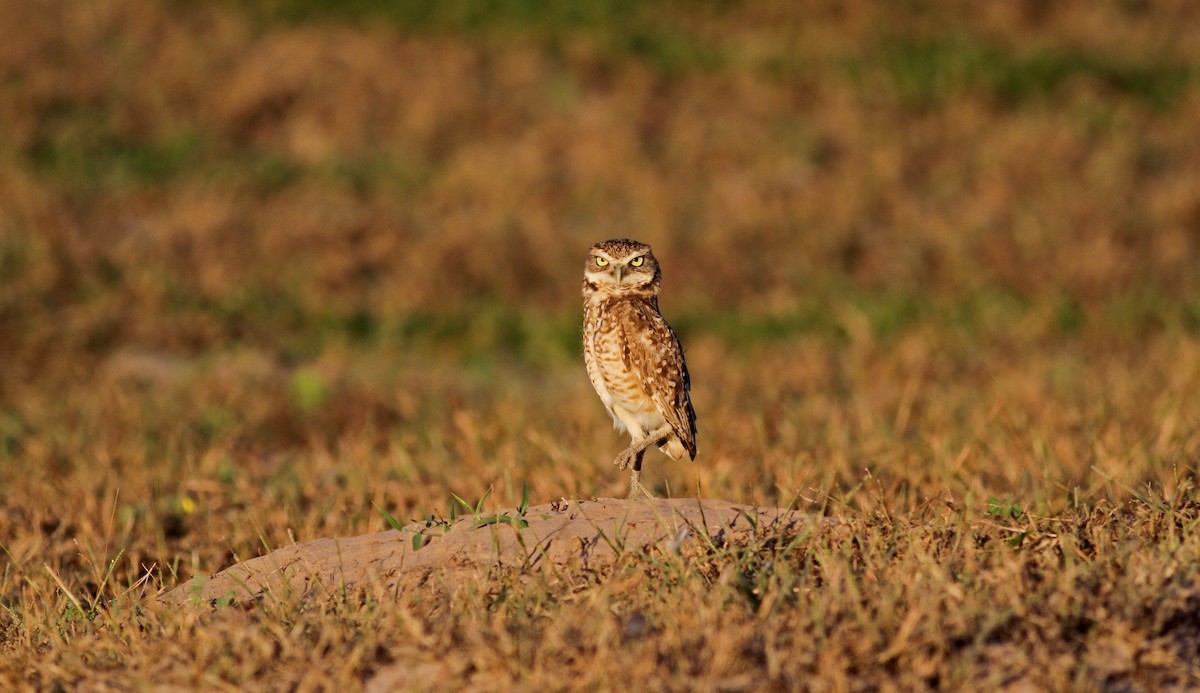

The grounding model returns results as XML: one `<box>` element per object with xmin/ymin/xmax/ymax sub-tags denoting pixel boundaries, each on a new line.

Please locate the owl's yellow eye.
<box><xmin>630</xmin><ymin>256</ymin><xmax>645</xmax><ymax>267</ymax></box>
<box><xmin>594</xmin><ymin>256</ymin><xmax>609</xmax><ymax>267</ymax></box>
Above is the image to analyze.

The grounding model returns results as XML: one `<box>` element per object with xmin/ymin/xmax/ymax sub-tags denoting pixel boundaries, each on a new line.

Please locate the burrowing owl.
<box><xmin>583</xmin><ymin>239</ymin><xmax>697</xmax><ymax>499</ymax></box>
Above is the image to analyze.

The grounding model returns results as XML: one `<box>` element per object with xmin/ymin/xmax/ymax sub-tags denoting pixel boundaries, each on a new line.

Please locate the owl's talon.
<box><xmin>613</xmin><ymin>448</ymin><xmax>636</xmax><ymax>470</ymax></box>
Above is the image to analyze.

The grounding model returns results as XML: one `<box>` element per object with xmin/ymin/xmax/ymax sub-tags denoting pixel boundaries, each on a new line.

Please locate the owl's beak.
<box><xmin>614</xmin><ymin>266</ymin><xmax>624</xmax><ymax>283</ymax></box>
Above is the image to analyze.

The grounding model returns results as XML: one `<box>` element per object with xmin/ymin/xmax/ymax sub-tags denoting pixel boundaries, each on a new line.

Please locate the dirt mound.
<box><xmin>162</xmin><ymin>498</ymin><xmax>821</xmax><ymax>607</ymax></box>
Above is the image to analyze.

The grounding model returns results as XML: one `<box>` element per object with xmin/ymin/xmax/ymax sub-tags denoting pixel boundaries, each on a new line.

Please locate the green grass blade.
<box><xmin>372</xmin><ymin>502</ymin><xmax>406</xmax><ymax>532</ymax></box>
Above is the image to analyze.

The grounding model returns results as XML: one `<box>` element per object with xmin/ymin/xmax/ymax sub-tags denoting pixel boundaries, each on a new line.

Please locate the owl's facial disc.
<box><xmin>585</xmin><ymin>243</ymin><xmax>656</xmax><ymax>292</ymax></box>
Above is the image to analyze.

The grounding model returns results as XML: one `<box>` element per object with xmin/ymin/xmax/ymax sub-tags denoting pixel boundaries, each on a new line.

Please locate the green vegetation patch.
<box><xmin>878</xmin><ymin>36</ymin><xmax>1193</xmax><ymax>110</ymax></box>
<box><xmin>175</xmin><ymin>0</ymin><xmax>728</xmax><ymax>74</ymax></box>
<box><xmin>256</xmin><ymin>0</ymin><xmax>646</xmax><ymax>29</ymax></box>
<box><xmin>27</xmin><ymin>126</ymin><xmax>204</xmax><ymax>192</ymax></box>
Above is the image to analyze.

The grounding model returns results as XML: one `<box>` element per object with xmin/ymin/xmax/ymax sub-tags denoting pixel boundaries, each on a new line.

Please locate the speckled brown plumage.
<box><xmin>582</xmin><ymin>239</ymin><xmax>696</xmax><ymax>498</ymax></box>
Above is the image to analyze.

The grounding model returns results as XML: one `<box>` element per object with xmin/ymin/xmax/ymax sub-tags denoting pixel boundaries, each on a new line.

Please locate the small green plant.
<box><xmin>374</xmin><ymin>483</ymin><xmax>534</xmax><ymax>550</ymax></box>
<box><xmin>289</xmin><ymin>368</ymin><xmax>329</xmax><ymax>415</ymax></box>
<box><xmin>986</xmin><ymin>496</ymin><xmax>1024</xmax><ymax>521</ymax></box>
<box><xmin>451</xmin><ymin>486</ymin><xmax>493</xmax><ymax>516</ymax></box>
<box><xmin>374</xmin><ymin>501</ymin><xmax>437</xmax><ymax>550</ymax></box>
<box><xmin>466</xmin><ymin>482</ymin><xmax>532</xmax><ymax>529</ymax></box>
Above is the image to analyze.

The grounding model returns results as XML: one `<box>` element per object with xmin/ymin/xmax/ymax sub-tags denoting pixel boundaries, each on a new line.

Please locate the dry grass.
<box><xmin>2</xmin><ymin>0</ymin><xmax>1200</xmax><ymax>689</ymax></box>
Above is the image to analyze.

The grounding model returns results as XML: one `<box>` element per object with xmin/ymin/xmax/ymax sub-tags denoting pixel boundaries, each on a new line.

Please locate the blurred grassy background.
<box><xmin>2</xmin><ymin>0</ymin><xmax>1200</xmax><ymax>591</ymax></box>
<box><xmin>4</xmin><ymin>0</ymin><xmax>1199</xmax><ymax>367</ymax></box>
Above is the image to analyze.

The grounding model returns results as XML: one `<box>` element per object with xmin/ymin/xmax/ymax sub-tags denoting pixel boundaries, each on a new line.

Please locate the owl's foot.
<box><xmin>612</xmin><ymin>426</ymin><xmax>672</xmax><ymax>471</ymax></box>
<box><xmin>613</xmin><ymin>446</ymin><xmax>639</xmax><ymax>471</ymax></box>
<box><xmin>628</xmin><ymin>470</ymin><xmax>655</xmax><ymax>500</ymax></box>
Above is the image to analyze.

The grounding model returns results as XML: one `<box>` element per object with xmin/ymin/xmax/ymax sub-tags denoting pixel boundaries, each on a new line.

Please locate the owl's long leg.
<box><xmin>627</xmin><ymin>449</ymin><xmax>653</xmax><ymax>499</ymax></box>
<box><xmin>613</xmin><ymin>424</ymin><xmax>673</xmax><ymax>499</ymax></box>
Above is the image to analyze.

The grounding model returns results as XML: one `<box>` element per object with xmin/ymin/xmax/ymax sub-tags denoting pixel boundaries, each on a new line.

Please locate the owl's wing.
<box><xmin>623</xmin><ymin>301</ymin><xmax>697</xmax><ymax>459</ymax></box>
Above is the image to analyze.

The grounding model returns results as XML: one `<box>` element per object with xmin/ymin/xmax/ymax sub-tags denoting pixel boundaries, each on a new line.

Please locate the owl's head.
<box><xmin>584</xmin><ymin>239</ymin><xmax>661</xmax><ymax>297</ymax></box>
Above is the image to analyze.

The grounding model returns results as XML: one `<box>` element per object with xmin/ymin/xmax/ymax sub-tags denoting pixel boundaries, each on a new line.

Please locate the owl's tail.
<box><xmin>659</xmin><ymin>435</ymin><xmax>690</xmax><ymax>461</ymax></box>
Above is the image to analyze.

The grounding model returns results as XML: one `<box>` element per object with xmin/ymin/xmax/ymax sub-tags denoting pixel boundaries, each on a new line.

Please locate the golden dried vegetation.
<box><xmin>2</xmin><ymin>0</ymin><xmax>1200</xmax><ymax>689</ymax></box>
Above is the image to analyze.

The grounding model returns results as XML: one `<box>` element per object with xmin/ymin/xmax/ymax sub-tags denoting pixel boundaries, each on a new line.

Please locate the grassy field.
<box><xmin>2</xmin><ymin>0</ymin><xmax>1200</xmax><ymax>689</ymax></box>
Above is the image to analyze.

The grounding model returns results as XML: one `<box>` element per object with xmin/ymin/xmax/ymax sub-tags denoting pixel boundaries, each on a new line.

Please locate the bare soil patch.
<box><xmin>164</xmin><ymin>498</ymin><xmax>823</xmax><ymax>607</ymax></box>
